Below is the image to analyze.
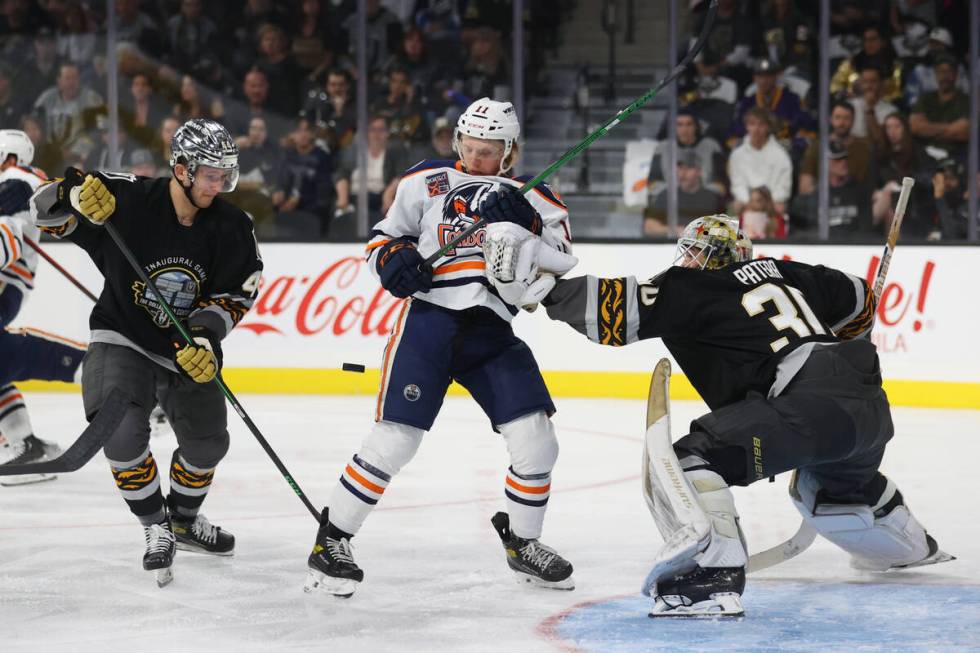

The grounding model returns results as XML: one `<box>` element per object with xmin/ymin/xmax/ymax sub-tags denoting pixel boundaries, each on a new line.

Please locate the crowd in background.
<box><xmin>0</xmin><ymin>0</ymin><xmax>562</xmax><ymax>239</ymax></box>
<box><xmin>645</xmin><ymin>0</ymin><xmax>977</xmax><ymax>241</ymax></box>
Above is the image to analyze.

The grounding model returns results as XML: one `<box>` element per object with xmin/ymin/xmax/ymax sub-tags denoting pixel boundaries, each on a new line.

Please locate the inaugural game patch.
<box><xmin>426</xmin><ymin>172</ymin><xmax>450</xmax><ymax>197</ymax></box>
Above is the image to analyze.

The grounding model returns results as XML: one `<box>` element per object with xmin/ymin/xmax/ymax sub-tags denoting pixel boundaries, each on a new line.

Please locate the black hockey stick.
<box><xmin>24</xmin><ymin>235</ymin><xmax>99</xmax><ymax>302</ymax></box>
<box><xmin>0</xmin><ymin>388</ymin><xmax>129</xmax><ymax>476</ymax></box>
<box><xmin>422</xmin><ymin>0</ymin><xmax>719</xmax><ymax>268</ymax></box>
<box><xmin>102</xmin><ymin>222</ymin><xmax>321</xmax><ymax>521</ymax></box>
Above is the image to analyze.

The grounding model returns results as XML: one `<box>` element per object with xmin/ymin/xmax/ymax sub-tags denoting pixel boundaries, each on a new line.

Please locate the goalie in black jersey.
<box><xmin>479</xmin><ymin>193</ymin><xmax>953</xmax><ymax>617</ymax></box>
<box><xmin>29</xmin><ymin>119</ymin><xmax>262</xmax><ymax>587</ymax></box>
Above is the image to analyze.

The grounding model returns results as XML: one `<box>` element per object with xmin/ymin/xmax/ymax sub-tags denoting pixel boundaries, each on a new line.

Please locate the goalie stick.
<box><xmin>0</xmin><ymin>388</ymin><xmax>128</xmax><ymax>476</ymax></box>
<box><xmin>747</xmin><ymin>176</ymin><xmax>916</xmax><ymax>573</ymax></box>
<box><xmin>422</xmin><ymin>0</ymin><xmax>720</xmax><ymax>268</ymax></box>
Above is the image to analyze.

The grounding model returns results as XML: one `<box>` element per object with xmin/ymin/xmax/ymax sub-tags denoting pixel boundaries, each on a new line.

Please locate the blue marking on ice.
<box><xmin>554</xmin><ymin>581</ymin><xmax>980</xmax><ymax>653</ymax></box>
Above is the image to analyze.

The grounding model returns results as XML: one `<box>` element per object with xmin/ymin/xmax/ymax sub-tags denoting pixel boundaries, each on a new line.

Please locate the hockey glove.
<box><xmin>58</xmin><ymin>167</ymin><xmax>116</xmax><ymax>226</ymax></box>
<box><xmin>376</xmin><ymin>237</ymin><xmax>433</xmax><ymax>298</ymax></box>
<box><xmin>479</xmin><ymin>185</ymin><xmax>542</xmax><ymax>235</ymax></box>
<box><xmin>483</xmin><ymin>222</ymin><xmax>578</xmax><ymax>307</ymax></box>
<box><xmin>172</xmin><ymin>326</ymin><xmax>223</xmax><ymax>383</ymax></box>
<box><xmin>0</xmin><ymin>178</ymin><xmax>33</xmax><ymax>215</ymax></box>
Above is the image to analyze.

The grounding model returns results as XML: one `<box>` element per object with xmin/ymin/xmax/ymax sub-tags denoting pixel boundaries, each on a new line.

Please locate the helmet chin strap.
<box><xmin>173</xmin><ymin>168</ymin><xmax>204</xmax><ymax>209</ymax></box>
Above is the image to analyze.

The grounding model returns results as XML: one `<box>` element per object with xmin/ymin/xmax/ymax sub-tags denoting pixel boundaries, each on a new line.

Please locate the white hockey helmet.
<box><xmin>0</xmin><ymin>129</ymin><xmax>34</xmax><ymax>167</ymax></box>
<box><xmin>453</xmin><ymin>97</ymin><xmax>520</xmax><ymax>174</ymax></box>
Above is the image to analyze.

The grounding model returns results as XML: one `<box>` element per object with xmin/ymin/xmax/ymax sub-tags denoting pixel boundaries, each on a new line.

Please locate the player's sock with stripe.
<box><xmin>109</xmin><ymin>449</ymin><xmax>166</xmax><ymax>526</ymax></box>
<box><xmin>504</xmin><ymin>467</ymin><xmax>551</xmax><ymax>539</ymax></box>
<box><xmin>0</xmin><ymin>385</ymin><xmax>32</xmax><ymax>443</ymax></box>
<box><xmin>167</xmin><ymin>450</ymin><xmax>233</xmax><ymax>555</ymax></box>
<box><xmin>326</xmin><ymin>453</ymin><xmax>393</xmax><ymax>536</ymax></box>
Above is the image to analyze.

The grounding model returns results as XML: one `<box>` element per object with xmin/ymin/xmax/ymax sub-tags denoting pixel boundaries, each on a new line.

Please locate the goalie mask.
<box><xmin>675</xmin><ymin>215</ymin><xmax>753</xmax><ymax>270</ymax></box>
<box><xmin>453</xmin><ymin>98</ymin><xmax>520</xmax><ymax>175</ymax></box>
<box><xmin>0</xmin><ymin>129</ymin><xmax>34</xmax><ymax>167</ymax></box>
<box><xmin>170</xmin><ymin>118</ymin><xmax>239</xmax><ymax>193</ymax></box>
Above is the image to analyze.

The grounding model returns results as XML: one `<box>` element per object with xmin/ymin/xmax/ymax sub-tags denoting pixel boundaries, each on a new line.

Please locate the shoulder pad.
<box><xmin>513</xmin><ymin>176</ymin><xmax>566</xmax><ymax>208</ymax></box>
<box><xmin>403</xmin><ymin>159</ymin><xmax>458</xmax><ymax>176</ymax></box>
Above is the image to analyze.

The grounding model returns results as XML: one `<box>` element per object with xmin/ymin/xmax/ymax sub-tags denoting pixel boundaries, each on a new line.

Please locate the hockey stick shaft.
<box><xmin>423</xmin><ymin>0</ymin><xmax>719</xmax><ymax>267</ymax></box>
<box><xmin>749</xmin><ymin>181</ymin><xmax>914</xmax><ymax>571</ymax></box>
<box><xmin>24</xmin><ymin>235</ymin><xmax>98</xmax><ymax>302</ymax></box>
<box><xmin>103</xmin><ymin>222</ymin><xmax>321</xmax><ymax>521</ymax></box>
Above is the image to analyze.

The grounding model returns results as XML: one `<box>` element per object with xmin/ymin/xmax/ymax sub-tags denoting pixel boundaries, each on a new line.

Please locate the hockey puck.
<box><xmin>342</xmin><ymin>363</ymin><xmax>366</xmax><ymax>373</ymax></box>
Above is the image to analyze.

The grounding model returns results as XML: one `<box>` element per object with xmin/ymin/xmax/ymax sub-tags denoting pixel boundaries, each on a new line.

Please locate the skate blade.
<box><xmin>513</xmin><ymin>571</ymin><xmax>575</xmax><ymax>591</ymax></box>
<box><xmin>852</xmin><ymin>550</ymin><xmax>957</xmax><ymax>572</ymax></box>
<box><xmin>154</xmin><ymin>567</ymin><xmax>174</xmax><ymax>588</ymax></box>
<box><xmin>303</xmin><ymin>569</ymin><xmax>358</xmax><ymax>598</ymax></box>
<box><xmin>0</xmin><ymin>473</ymin><xmax>57</xmax><ymax>486</ymax></box>
<box><xmin>649</xmin><ymin>592</ymin><xmax>744</xmax><ymax>618</ymax></box>
<box><xmin>175</xmin><ymin>541</ymin><xmax>235</xmax><ymax>556</ymax></box>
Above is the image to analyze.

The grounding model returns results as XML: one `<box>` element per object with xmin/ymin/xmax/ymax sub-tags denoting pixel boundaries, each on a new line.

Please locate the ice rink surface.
<box><xmin>2</xmin><ymin>392</ymin><xmax>977</xmax><ymax>653</ymax></box>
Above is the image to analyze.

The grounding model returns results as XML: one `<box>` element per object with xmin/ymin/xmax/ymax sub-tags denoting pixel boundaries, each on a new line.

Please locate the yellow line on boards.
<box><xmin>18</xmin><ymin>369</ymin><xmax>980</xmax><ymax>410</ymax></box>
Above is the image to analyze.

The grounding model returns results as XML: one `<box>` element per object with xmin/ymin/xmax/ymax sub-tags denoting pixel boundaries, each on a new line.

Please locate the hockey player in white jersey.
<box><xmin>0</xmin><ymin>129</ymin><xmax>86</xmax><ymax>484</ymax></box>
<box><xmin>305</xmin><ymin>98</ymin><xmax>578</xmax><ymax>597</ymax></box>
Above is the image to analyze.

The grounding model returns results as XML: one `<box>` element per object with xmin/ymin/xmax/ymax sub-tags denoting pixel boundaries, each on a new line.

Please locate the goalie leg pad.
<box><xmin>791</xmin><ymin>470</ymin><xmax>933</xmax><ymax>570</ymax></box>
<box><xmin>327</xmin><ymin>420</ymin><xmax>424</xmax><ymax>535</ymax></box>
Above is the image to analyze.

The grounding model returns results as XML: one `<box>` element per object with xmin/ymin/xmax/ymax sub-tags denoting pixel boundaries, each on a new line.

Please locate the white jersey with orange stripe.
<box><xmin>366</xmin><ymin>159</ymin><xmax>572</xmax><ymax>322</ymax></box>
<box><xmin>0</xmin><ymin>165</ymin><xmax>47</xmax><ymax>298</ymax></box>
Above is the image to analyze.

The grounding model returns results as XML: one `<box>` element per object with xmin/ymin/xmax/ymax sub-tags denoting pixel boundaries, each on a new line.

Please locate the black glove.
<box><xmin>376</xmin><ymin>237</ymin><xmax>433</xmax><ymax>298</ymax></box>
<box><xmin>171</xmin><ymin>325</ymin><xmax>223</xmax><ymax>383</ymax></box>
<box><xmin>0</xmin><ymin>179</ymin><xmax>33</xmax><ymax>214</ymax></box>
<box><xmin>479</xmin><ymin>185</ymin><xmax>542</xmax><ymax>235</ymax></box>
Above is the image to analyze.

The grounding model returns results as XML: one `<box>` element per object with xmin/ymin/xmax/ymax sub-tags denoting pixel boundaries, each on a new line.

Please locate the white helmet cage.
<box><xmin>453</xmin><ymin>97</ymin><xmax>521</xmax><ymax>175</ymax></box>
<box><xmin>170</xmin><ymin>118</ymin><xmax>240</xmax><ymax>192</ymax></box>
<box><xmin>0</xmin><ymin>129</ymin><xmax>34</xmax><ymax>167</ymax></box>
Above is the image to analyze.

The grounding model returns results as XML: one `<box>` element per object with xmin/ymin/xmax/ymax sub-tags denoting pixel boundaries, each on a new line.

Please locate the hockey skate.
<box><xmin>649</xmin><ymin>565</ymin><xmax>745</xmax><ymax>618</ymax></box>
<box><xmin>143</xmin><ymin>520</ymin><xmax>176</xmax><ymax>588</ymax></box>
<box><xmin>0</xmin><ymin>435</ymin><xmax>62</xmax><ymax>486</ymax></box>
<box><xmin>170</xmin><ymin>511</ymin><xmax>235</xmax><ymax>556</ymax></box>
<box><xmin>491</xmin><ymin>512</ymin><xmax>574</xmax><ymax>590</ymax></box>
<box><xmin>304</xmin><ymin>509</ymin><xmax>364</xmax><ymax>598</ymax></box>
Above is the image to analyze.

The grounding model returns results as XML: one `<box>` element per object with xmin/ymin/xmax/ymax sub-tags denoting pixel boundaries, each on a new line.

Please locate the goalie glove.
<box><xmin>58</xmin><ymin>167</ymin><xmax>116</xmax><ymax>226</ymax></box>
<box><xmin>482</xmin><ymin>222</ymin><xmax>577</xmax><ymax>307</ymax></box>
<box><xmin>172</xmin><ymin>326</ymin><xmax>222</xmax><ymax>383</ymax></box>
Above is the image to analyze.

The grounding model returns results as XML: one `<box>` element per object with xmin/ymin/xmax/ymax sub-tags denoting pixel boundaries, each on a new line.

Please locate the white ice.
<box><xmin>2</xmin><ymin>393</ymin><xmax>978</xmax><ymax>653</ymax></box>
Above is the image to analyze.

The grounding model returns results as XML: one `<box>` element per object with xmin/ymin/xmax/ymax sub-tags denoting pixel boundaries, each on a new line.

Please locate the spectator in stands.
<box><xmin>759</xmin><ymin>0</ymin><xmax>815</xmax><ymax>76</ymax></box>
<box><xmin>0</xmin><ymin>63</ymin><xmax>28</xmax><ymax>127</ymax></box>
<box><xmin>225</xmin><ymin>68</ymin><xmax>290</xmax><ymax>144</ymax></box>
<box><xmin>909</xmin><ymin>54</ymin><xmax>969</xmax><ymax>158</ymax></box>
<box><xmin>232</xmin><ymin>115</ymin><xmax>281</xmax><ymax>232</ymax></box>
<box><xmin>54</xmin><ymin>1</ymin><xmax>97</xmax><ymax>71</ymax></box>
<box><xmin>291</xmin><ymin>0</ymin><xmax>336</xmax><ymax>74</ymax></box>
<box><xmin>872</xmin><ymin>111</ymin><xmax>935</xmax><ymax>238</ymax></box>
<box><xmin>459</xmin><ymin>0</ymin><xmax>513</xmax><ymax>38</ymax></box>
<box><xmin>384</xmin><ymin>27</ymin><xmax>449</xmax><ymax>109</ymax></box>
<box><xmin>791</xmin><ymin>140</ymin><xmax>875</xmax><ymax>238</ymax></box>
<box><xmin>172</xmin><ymin>73</ymin><xmax>224</xmax><ymax>123</ymax></box>
<box><xmin>799</xmin><ymin>100</ymin><xmax>873</xmax><ymax>194</ymax></box>
<box><xmin>115</xmin><ymin>0</ymin><xmax>164</xmax><ymax>59</ymax></box>
<box><xmin>461</xmin><ymin>27</ymin><xmax>509</xmax><ymax>101</ymax></box>
<box><xmin>739</xmin><ymin>185</ymin><xmax>787</xmax><ymax>239</ymax></box>
<box><xmin>33</xmin><ymin>61</ymin><xmax>103</xmax><ymax>157</ymax></box>
<box><xmin>933</xmin><ymin>158</ymin><xmax>978</xmax><ymax>240</ymax></box>
<box><xmin>414</xmin><ymin>0</ymin><xmax>461</xmax><ymax>60</ymax></box>
<box><xmin>728</xmin><ymin>107</ymin><xmax>793</xmax><ymax>214</ymax></box>
<box><xmin>728</xmin><ymin>59</ymin><xmax>814</xmax><ymax>157</ymax></box>
<box><xmin>152</xmin><ymin>115</ymin><xmax>180</xmax><ymax>172</ymax></box>
<box><xmin>679</xmin><ymin>49</ymin><xmax>737</xmax><ymax>144</ymax></box>
<box><xmin>273</xmin><ymin>117</ymin><xmax>334</xmax><ymax>239</ymax></box>
<box><xmin>689</xmin><ymin>0</ymin><xmax>754</xmax><ymax>89</ymax></box>
<box><xmin>848</xmin><ymin>64</ymin><xmax>896</xmax><ymax>149</ymax></box>
<box><xmin>14</xmin><ymin>27</ymin><xmax>61</xmax><ymax>114</ymax></box>
<box><xmin>85</xmin><ymin>120</ymin><xmax>136</xmax><ymax>171</ymax></box>
<box><xmin>903</xmin><ymin>27</ymin><xmax>969</xmax><ymax>106</ymax></box>
<box><xmin>20</xmin><ymin>113</ymin><xmax>61</xmax><ymax>175</ymax></box>
<box><xmin>876</xmin><ymin>112</ymin><xmax>929</xmax><ymax>186</ymax></box>
<box><xmin>651</xmin><ymin>109</ymin><xmax>726</xmax><ymax>196</ymax></box>
<box><xmin>831</xmin><ymin>24</ymin><xmax>901</xmax><ymax>102</ymax></box>
<box><xmin>120</xmin><ymin>72</ymin><xmax>169</xmax><ymax>149</ymax></box>
<box><xmin>410</xmin><ymin>115</ymin><xmax>454</xmax><ymax>162</ymax></box>
<box><xmin>301</xmin><ymin>68</ymin><xmax>356</xmax><ymax>151</ymax></box>
<box><xmin>165</xmin><ymin>0</ymin><xmax>222</xmax><ymax>79</ymax></box>
<box><xmin>372</xmin><ymin>66</ymin><xmax>429</xmax><ymax>147</ymax></box>
<box><xmin>341</xmin><ymin>0</ymin><xmax>403</xmax><ymax>80</ymax></box>
<box><xmin>254</xmin><ymin>23</ymin><xmax>304</xmax><ymax>117</ymax></box>
<box><xmin>128</xmin><ymin>148</ymin><xmax>157</xmax><ymax>177</ymax></box>
<box><xmin>334</xmin><ymin>114</ymin><xmax>407</xmax><ymax>222</ymax></box>
<box><xmin>644</xmin><ymin>150</ymin><xmax>724</xmax><ymax>238</ymax></box>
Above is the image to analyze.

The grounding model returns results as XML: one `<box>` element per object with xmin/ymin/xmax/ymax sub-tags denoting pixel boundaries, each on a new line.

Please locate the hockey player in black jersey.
<box><xmin>479</xmin><ymin>195</ymin><xmax>952</xmax><ymax>616</ymax></box>
<box><xmin>30</xmin><ymin>118</ymin><xmax>263</xmax><ymax>586</ymax></box>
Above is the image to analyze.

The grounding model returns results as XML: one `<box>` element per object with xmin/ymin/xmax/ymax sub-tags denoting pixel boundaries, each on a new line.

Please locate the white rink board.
<box><xmin>11</xmin><ymin>242</ymin><xmax>978</xmax><ymax>383</ymax></box>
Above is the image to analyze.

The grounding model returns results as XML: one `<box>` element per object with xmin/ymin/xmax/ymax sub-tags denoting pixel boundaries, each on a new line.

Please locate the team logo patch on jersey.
<box><xmin>437</xmin><ymin>180</ymin><xmax>496</xmax><ymax>256</ymax></box>
<box><xmin>403</xmin><ymin>384</ymin><xmax>422</xmax><ymax>402</ymax></box>
<box><xmin>425</xmin><ymin>172</ymin><xmax>450</xmax><ymax>197</ymax></box>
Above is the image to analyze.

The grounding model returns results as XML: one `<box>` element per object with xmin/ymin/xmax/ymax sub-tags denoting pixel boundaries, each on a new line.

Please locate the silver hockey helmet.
<box><xmin>170</xmin><ymin>118</ymin><xmax>239</xmax><ymax>192</ymax></box>
<box><xmin>0</xmin><ymin>129</ymin><xmax>35</xmax><ymax>167</ymax></box>
<box><xmin>675</xmin><ymin>214</ymin><xmax>753</xmax><ymax>270</ymax></box>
